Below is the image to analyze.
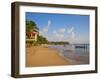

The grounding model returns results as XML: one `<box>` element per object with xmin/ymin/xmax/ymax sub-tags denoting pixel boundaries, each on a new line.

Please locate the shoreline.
<box><xmin>26</xmin><ymin>46</ymin><xmax>70</xmax><ymax>67</ymax></box>
<box><xmin>48</xmin><ymin>45</ymin><xmax>89</xmax><ymax>65</ymax></box>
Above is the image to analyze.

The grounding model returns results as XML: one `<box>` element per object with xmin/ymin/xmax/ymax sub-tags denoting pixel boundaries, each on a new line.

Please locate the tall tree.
<box><xmin>37</xmin><ymin>35</ymin><xmax>48</xmax><ymax>44</ymax></box>
<box><xmin>26</xmin><ymin>20</ymin><xmax>39</xmax><ymax>32</ymax></box>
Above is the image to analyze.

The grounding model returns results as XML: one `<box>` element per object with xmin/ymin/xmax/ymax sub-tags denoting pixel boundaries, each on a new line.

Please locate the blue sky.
<box><xmin>26</xmin><ymin>12</ymin><xmax>90</xmax><ymax>44</ymax></box>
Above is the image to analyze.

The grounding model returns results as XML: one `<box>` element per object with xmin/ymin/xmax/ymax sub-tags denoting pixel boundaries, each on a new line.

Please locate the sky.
<box><xmin>26</xmin><ymin>12</ymin><xmax>90</xmax><ymax>44</ymax></box>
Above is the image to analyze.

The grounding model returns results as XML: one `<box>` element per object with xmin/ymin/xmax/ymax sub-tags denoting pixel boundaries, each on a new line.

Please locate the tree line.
<box><xmin>48</xmin><ymin>41</ymin><xmax>70</xmax><ymax>45</ymax></box>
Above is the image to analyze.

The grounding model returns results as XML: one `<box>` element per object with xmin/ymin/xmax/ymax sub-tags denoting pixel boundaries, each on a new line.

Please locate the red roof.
<box><xmin>26</xmin><ymin>32</ymin><xmax>38</xmax><ymax>36</ymax></box>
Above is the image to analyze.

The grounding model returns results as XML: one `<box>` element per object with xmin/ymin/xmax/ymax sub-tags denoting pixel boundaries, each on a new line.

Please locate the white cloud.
<box><xmin>51</xmin><ymin>27</ymin><xmax>75</xmax><ymax>42</ymax></box>
<box><xmin>52</xmin><ymin>30</ymin><xmax>64</xmax><ymax>41</ymax></box>
<box><xmin>67</xmin><ymin>26</ymin><xmax>76</xmax><ymax>43</ymax></box>
<box><xmin>48</xmin><ymin>20</ymin><xmax>51</xmax><ymax>26</ymax></box>
<box><xmin>42</xmin><ymin>20</ymin><xmax>51</xmax><ymax>32</ymax></box>
<box><xmin>67</xmin><ymin>26</ymin><xmax>74</xmax><ymax>33</ymax></box>
<box><xmin>72</xmin><ymin>31</ymin><xmax>75</xmax><ymax>39</ymax></box>
<box><xmin>55</xmin><ymin>33</ymin><xmax>63</xmax><ymax>38</ymax></box>
<box><xmin>58</xmin><ymin>28</ymin><xmax>66</xmax><ymax>33</ymax></box>
<box><xmin>40</xmin><ymin>24</ymin><xmax>76</xmax><ymax>42</ymax></box>
<box><xmin>53</xmin><ymin>30</ymin><xmax>57</xmax><ymax>34</ymax></box>
<box><xmin>75</xmin><ymin>35</ymin><xmax>89</xmax><ymax>44</ymax></box>
<box><xmin>39</xmin><ymin>20</ymin><xmax>51</xmax><ymax>38</ymax></box>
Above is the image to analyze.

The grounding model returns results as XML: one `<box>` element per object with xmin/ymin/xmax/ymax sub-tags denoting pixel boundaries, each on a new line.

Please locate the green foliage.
<box><xmin>37</xmin><ymin>35</ymin><xmax>48</xmax><ymax>44</ymax></box>
<box><xmin>48</xmin><ymin>41</ymin><xmax>70</xmax><ymax>45</ymax></box>
<box><xmin>26</xmin><ymin>40</ymin><xmax>36</xmax><ymax>45</ymax></box>
<box><xmin>26</xmin><ymin>20</ymin><xmax>39</xmax><ymax>32</ymax></box>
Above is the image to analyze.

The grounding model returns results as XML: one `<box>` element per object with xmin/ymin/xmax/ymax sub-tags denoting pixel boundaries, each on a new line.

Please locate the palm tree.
<box><xmin>26</xmin><ymin>20</ymin><xmax>39</xmax><ymax>32</ymax></box>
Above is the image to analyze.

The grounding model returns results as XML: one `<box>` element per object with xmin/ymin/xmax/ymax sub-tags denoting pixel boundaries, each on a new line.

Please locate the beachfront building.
<box><xmin>26</xmin><ymin>31</ymin><xmax>38</xmax><ymax>41</ymax></box>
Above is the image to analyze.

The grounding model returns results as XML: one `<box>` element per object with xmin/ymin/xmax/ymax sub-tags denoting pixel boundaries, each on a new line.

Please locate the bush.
<box><xmin>26</xmin><ymin>40</ymin><xmax>37</xmax><ymax>47</ymax></box>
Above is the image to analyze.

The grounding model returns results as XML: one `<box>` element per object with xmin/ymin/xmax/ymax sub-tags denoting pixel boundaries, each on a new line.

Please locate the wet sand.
<box><xmin>26</xmin><ymin>46</ymin><xmax>70</xmax><ymax>67</ymax></box>
<box><xmin>48</xmin><ymin>45</ymin><xmax>89</xmax><ymax>65</ymax></box>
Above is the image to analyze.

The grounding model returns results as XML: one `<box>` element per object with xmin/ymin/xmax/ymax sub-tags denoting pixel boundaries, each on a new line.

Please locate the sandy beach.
<box><xmin>26</xmin><ymin>46</ymin><xmax>70</xmax><ymax>67</ymax></box>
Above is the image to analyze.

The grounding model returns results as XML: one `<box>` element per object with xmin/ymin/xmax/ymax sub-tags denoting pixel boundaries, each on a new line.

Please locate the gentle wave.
<box><xmin>48</xmin><ymin>44</ymin><xmax>89</xmax><ymax>65</ymax></box>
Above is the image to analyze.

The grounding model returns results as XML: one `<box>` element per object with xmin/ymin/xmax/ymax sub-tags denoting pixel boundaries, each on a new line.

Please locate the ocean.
<box><xmin>48</xmin><ymin>44</ymin><xmax>89</xmax><ymax>65</ymax></box>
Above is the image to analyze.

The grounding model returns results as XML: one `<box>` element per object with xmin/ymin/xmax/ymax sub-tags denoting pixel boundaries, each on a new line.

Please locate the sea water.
<box><xmin>48</xmin><ymin>44</ymin><xmax>89</xmax><ymax>65</ymax></box>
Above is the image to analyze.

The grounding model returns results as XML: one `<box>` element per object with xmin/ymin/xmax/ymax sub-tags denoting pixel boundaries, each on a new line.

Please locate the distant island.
<box><xmin>48</xmin><ymin>41</ymin><xmax>70</xmax><ymax>45</ymax></box>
